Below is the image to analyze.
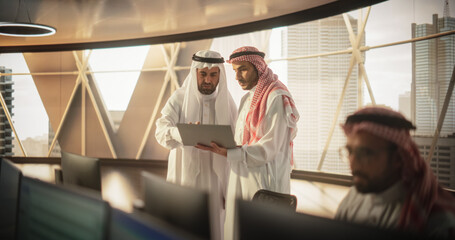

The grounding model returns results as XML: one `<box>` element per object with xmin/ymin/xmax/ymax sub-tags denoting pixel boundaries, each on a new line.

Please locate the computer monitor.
<box><xmin>61</xmin><ymin>151</ymin><xmax>102</xmax><ymax>192</ymax></box>
<box><xmin>236</xmin><ymin>200</ymin><xmax>422</xmax><ymax>240</ymax></box>
<box><xmin>0</xmin><ymin>158</ymin><xmax>22</xmax><ymax>239</ymax></box>
<box><xmin>109</xmin><ymin>208</ymin><xmax>201</xmax><ymax>240</ymax></box>
<box><xmin>16</xmin><ymin>176</ymin><xmax>110</xmax><ymax>240</ymax></box>
<box><xmin>141</xmin><ymin>172</ymin><xmax>211</xmax><ymax>239</ymax></box>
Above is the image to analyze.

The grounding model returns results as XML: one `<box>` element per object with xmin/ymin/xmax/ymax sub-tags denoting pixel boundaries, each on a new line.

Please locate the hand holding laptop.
<box><xmin>195</xmin><ymin>142</ymin><xmax>228</xmax><ymax>157</ymax></box>
<box><xmin>176</xmin><ymin>123</ymin><xmax>237</xmax><ymax>149</ymax></box>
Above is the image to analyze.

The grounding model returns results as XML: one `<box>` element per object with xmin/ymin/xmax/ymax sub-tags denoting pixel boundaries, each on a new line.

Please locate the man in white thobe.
<box><xmin>155</xmin><ymin>50</ymin><xmax>237</xmax><ymax>239</ymax></box>
<box><xmin>196</xmin><ymin>46</ymin><xmax>299</xmax><ymax>240</ymax></box>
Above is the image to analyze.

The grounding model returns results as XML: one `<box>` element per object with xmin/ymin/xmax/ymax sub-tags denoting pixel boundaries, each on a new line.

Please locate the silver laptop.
<box><xmin>176</xmin><ymin>123</ymin><xmax>237</xmax><ymax>149</ymax></box>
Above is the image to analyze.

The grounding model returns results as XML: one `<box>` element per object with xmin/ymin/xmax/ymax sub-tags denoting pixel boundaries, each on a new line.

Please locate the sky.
<box><xmin>361</xmin><ymin>0</ymin><xmax>455</xmax><ymax>109</ymax></box>
<box><xmin>0</xmin><ymin>53</ymin><xmax>47</xmax><ymax>140</ymax></box>
<box><xmin>89</xmin><ymin>46</ymin><xmax>149</xmax><ymax>110</ymax></box>
<box><xmin>0</xmin><ymin>0</ymin><xmax>454</xmax><ymax>141</ymax></box>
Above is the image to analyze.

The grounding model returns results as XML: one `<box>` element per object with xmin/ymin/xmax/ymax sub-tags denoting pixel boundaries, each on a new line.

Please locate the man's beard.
<box><xmin>352</xmin><ymin>171</ymin><xmax>373</xmax><ymax>193</ymax></box>
<box><xmin>198</xmin><ymin>83</ymin><xmax>216</xmax><ymax>95</ymax></box>
<box><xmin>352</xmin><ymin>170</ymin><xmax>390</xmax><ymax>194</ymax></box>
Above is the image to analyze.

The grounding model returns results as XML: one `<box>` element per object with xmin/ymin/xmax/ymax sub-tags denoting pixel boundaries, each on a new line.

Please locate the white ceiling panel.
<box><xmin>0</xmin><ymin>0</ymin><xmax>386</xmax><ymax>52</ymax></box>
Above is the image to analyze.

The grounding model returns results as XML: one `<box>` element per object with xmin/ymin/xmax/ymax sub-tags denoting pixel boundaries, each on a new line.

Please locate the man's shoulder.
<box><xmin>265</xmin><ymin>89</ymin><xmax>291</xmax><ymax>107</ymax></box>
<box><xmin>268</xmin><ymin>89</ymin><xmax>284</xmax><ymax>98</ymax></box>
<box><xmin>270</xmin><ymin>87</ymin><xmax>292</xmax><ymax>98</ymax></box>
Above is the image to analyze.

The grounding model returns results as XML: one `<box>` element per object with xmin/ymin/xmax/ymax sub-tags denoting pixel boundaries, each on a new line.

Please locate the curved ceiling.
<box><xmin>0</xmin><ymin>0</ymin><xmax>386</xmax><ymax>53</ymax></box>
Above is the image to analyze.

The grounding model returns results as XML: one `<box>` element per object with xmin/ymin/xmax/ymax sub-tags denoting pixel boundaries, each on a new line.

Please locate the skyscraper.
<box><xmin>283</xmin><ymin>15</ymin><xmax>362</xmax><ymax>174</ymax></box>
<box><xmin>412</xmin><ymin>10</ymin><xmax>455</xmax><ymax>188</ymax></box>
<box><xmin>414</xmin><ymin>136</ymin><xmax>455</xmax><ymax>188</ymax></box>
<box><xmin>0</xmin><ymin>66</ymin><xmax>15</xmax><ymax>156</ymax></box>
<box><xmin>399</xmin><ymin>91</ymin><xmax>411</xmax><ymax>121</ymax></box>
<box><xmin>412</xmin><ymin>14</ymin><xmax>455</xmax><ymax>137</ymax></box>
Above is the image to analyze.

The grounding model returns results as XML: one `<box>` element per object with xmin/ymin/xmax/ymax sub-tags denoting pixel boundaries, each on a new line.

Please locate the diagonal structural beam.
<box><xmin>426</xmin><ymin>64</ymin><xmax>455</xmax><ymax>163</ymax></box>
<box><xmin>73</xmin><ymin>51</ymin><xmax>118</xmax><ymax>158</ymax></box>
<box><xmin>73</xmin><ymin>51</ymin><xmax>90</xmax><ymax>156</ymax></box>
<box><xmin>358</xmin><ymin>63</ymin><xmax>376</xmax><ymax>104</ymax></box>
<box><xmin>317</xmin><ymin>55</ymin><xmax>357</xmax><ymax>170</ymax></box>
<box><xmin>317</xmin><ymin>8</ymin><xmax>371</xmax><ymax>171</ymax></box>
<box><xmin>81</xmin><ymin>52</ymin><xmax>88</xmax><ymax>155</ymax></box>
<box><xmin>357</xmin><ymin>9</ymin><xmax>364</xmax><ymax>108</ymax></box>
<box><xmin>136</xmin><ymin>43</ymin><xmax>181</xmax><ymax>159</ymax></box>
<box><xmin>0</xmin><ymin>85</ymin><xmax>27</xmax><ymax>156</ymax></box>
<box><xmin>343</xmin><ymin>7</ymin><xmax>376</xmax><ymax>104</ymax></box>
<box><xmin>168</xmin><ymin>43</ymin><xmax>182</xmax><ymax>90</ymax></box>
<box><xmin>47</xmin><ymin>57</ymin><xmax>85</xmax><ymax>157</ymax></box>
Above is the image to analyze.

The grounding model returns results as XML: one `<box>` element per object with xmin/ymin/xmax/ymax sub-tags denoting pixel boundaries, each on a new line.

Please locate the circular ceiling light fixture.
<box><xmin>0</xmin><ymin>22</ymin><xmax>56</xmax><ymax>37</ymax></box>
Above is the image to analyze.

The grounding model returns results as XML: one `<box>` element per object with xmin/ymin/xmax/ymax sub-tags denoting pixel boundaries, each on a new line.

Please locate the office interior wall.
<box><xmin>20</xmin><ymin>39</ymin><xmax>212</xmax><ymax>159</ymax></box>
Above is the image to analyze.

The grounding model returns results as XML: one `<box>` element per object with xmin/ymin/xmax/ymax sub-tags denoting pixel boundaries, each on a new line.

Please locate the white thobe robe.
<box><xmin>335</xmin><ymin>181</ymin><xmax>406</xmax><ymax>229</ymax></box>
<box><xmin>224</xmin><ymin>87</ymin><xmax>296</xmax><ymax>240</ymax></box>
<box><xmin>156</xmin><ymin>89</ymin><xmax>222</xmax><ymax>191</ymax></box>
<box><xmin>156</xmin><ymin>88</ymin><xmax>236</xmax><ymax>240</ymax></box>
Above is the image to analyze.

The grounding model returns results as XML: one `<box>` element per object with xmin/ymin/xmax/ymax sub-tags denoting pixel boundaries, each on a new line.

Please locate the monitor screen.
<box><xmin>236</xmin><ymin>200</ymin><xmax>420</xmax><ymax>240</ymax></box>
<box><xmin>0</xmin><ymin>158</ymin><xmax>22</xmax><ymax>239</ymax></box>
<box><xmin>109</xmin><ymin>208</ymin><xmax>200</xmax><ymax>240</ymax></box>
<box><xmin>16</xmin><ymin>176</ymin><xmax>110</xmax><ymax>240</ymax></box>
<box><xmin>141</xmin><ymin>172</ymin><xmax>211</xmax><ymax>239</ymax></box>
<box><xmin>61</xmin><ymin>151</ymin><xmax>102</xmax><ymax>192</ymax></box>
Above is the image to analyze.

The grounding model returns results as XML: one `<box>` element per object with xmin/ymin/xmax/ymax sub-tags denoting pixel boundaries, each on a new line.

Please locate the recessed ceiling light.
<box><xmin>0</xmin><ymin>22</ymin><xmax>56</xmax><ymax>37</ymax></box>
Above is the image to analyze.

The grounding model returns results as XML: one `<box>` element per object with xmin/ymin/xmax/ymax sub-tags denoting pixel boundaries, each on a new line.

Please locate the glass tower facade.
<box><xmin>0</xmin><ymin>66</ymin><xmax>15</xmax><ymax>156</ymax></box>
<box><xmin>284</xmin><ymin>15</ymin><xmax>362</xmax><ymax>174</ymax></box>
<box><xmin>412</xmin><ymin>14</ymin><xmax>455</xmax><ymax>137</ymax></box>
<box><xmin>412</xmin><ymin>14</ymin><xmax>455</xmax><ymax>188</ymax></box>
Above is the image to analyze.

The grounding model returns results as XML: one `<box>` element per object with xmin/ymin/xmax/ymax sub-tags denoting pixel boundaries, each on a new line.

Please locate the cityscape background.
<box><xmin>0</xmin><ymin>0</ymin><xmax>454</xmax><ymax>188</ymax></box>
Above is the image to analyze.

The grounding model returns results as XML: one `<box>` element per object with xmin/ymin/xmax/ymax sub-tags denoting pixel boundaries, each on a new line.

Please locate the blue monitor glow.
<box><xmin>110</xmin><ymin>208</ymin><xmax>201</xmax><ymax>240</ymax></box>
<box><xmin>16</xmin><ymin>176</ymin><xmax>109</xmax><ymax>240</ymax></box>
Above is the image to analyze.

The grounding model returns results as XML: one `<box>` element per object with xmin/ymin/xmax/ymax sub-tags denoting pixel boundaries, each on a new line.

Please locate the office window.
<box><xmin>0</xmin><ymin>0</ymin><xmax>454</xmax><ymax>191</ymax></box>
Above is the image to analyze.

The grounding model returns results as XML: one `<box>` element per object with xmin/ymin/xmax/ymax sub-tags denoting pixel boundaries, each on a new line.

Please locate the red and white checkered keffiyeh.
<box><xmin>228</xmin><ymin>46</ymin><xmax>299</xmax><ymax>164</ymax></box>
<box><xmin>342</xmin><ymin>106</ymin><xmax>455</xmax><ymax>234</ymax></box>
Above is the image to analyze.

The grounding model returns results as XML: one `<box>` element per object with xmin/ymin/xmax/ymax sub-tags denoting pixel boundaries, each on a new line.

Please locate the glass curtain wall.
<box><xmin>0</xmin><ymin>0</ymin><xmax>454</xmax><ymax>189</ymax></box>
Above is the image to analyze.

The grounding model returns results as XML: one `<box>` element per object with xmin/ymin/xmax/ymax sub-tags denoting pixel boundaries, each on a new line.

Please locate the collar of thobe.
<box><xmin>248</xmin><ymin>86</ymin><xmax>257</xmax><ymax>95</ymax></box>
<box><xmin>366</xmin><ymin>181</ymin><xmax>406</xmax><ymax>205</ymax></box>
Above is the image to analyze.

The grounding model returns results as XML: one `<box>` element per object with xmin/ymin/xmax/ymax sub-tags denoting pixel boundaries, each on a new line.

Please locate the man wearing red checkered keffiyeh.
<box><xmin>335</xmin><ymin>106</ymin><xmax>455</xmax><ymax>239</ymax></box>
<box><xmin>197</xmin><ymin>46</ymin><xmax>299</xmax><ymax>240</ymax></box>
